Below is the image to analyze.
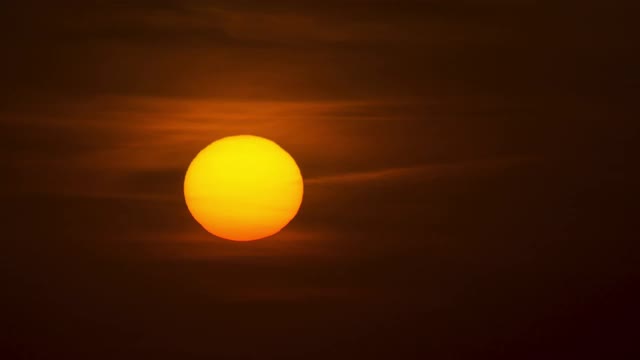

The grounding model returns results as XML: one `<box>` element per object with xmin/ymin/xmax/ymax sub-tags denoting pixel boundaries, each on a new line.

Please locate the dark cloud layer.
<box><xmin>2</xmin><ymin>1</ymin><xmax>638</xmax><ymax>359</ymax></box>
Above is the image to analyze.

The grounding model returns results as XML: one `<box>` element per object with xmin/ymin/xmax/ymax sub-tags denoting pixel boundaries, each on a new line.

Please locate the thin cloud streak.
<box><xmin>306</xmin><ymin>158</ymin><xmax>527</xmax><ymax>185</ymax></box>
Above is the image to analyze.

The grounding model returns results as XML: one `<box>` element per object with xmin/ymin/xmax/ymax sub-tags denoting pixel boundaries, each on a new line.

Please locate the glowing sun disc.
<box><xmin>184</xmin><ymin>135</ymin><xmax>304</xmax><ymax>241</ymax></box>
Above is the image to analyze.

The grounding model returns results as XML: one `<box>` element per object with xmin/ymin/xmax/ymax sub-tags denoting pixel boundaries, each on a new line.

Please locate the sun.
<box><xmin>184</xmin><ymin>135</ymin><xmax>304</xmax><ymax>241</ymax></box>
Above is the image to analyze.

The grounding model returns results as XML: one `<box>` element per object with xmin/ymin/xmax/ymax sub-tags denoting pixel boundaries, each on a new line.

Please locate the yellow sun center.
<box><xmin>184</xmin><ymin>135</ymin><xmax>304</xmax><ymax>241</ymax></box>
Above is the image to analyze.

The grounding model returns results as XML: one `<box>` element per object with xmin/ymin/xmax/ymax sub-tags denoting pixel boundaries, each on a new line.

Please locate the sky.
<box><xmin>2</xmin><ymin>1</ymin><xmax>638</xmax><ymax>359</ymax></box>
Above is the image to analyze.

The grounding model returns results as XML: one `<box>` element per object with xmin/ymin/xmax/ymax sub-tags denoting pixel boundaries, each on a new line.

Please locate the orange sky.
<box><xmin>3</xmin><ymin>1</ymin><xmax>638</xmax><ymax>358</ymax></box>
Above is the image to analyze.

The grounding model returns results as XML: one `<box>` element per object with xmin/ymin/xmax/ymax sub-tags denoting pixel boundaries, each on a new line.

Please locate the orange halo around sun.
<box><xmin>184</xmin><ymin>135</ymin><xmax>304</xmax><ymax>241</ymax></box>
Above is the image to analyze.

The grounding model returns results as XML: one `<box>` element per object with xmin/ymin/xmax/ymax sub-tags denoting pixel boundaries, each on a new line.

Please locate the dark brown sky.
<box><xmin>2</xmin><ymin>1</ymin><xmax>638</xmax><ymax>359</ymax></box>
